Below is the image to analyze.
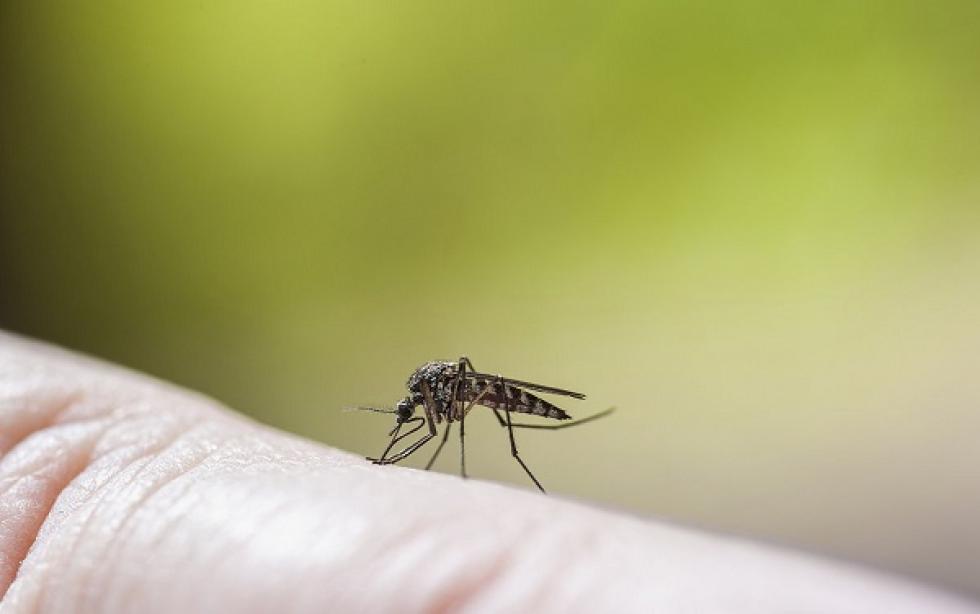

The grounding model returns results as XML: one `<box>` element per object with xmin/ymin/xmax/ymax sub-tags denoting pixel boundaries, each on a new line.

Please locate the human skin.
<box><xmin>0</xmin><ymin>331</ymin><xmax>977</xmax><ymax>614</ymax></box>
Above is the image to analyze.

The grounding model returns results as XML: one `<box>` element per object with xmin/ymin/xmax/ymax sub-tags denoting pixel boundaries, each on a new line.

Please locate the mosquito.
<box><xmin>356</xmin><ymin>356</ymin><xmax>613</xmax><ymax>493</ymax></box>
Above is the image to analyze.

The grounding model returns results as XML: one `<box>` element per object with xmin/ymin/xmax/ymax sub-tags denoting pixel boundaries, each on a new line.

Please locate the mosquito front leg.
<box><xmin>372</xmin><ymin>417</ymin><xmax>418</xmax><ymax>464</ymax></box>
<box><xmin>369</xmin><ymin>416</ymin><xmax>425</xmax><ymax>463</ymax></box>
<box><xmin>372</xmin><ymin>422</ymin><xmax>403</xmax><ymax>464</ymax></box>
<box><xmin>372</xmin><ymin>382</ymin><xmax>442</xmax><ymax>465</ymax></box>
<box><xmin>376</xmin><ymin>432</ymin><xmax>435</xmax><ymax>464</ymax></box>
<box><xmin>375</xmin><ymin>411</ymin><xmax>437</xmax><ymax>464</ymax></box>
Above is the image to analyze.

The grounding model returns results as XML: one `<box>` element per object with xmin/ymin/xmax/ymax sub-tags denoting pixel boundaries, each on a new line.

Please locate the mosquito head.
<box><xmin>395</xmin><ymin>397</ymin><xmax>416</xmax><ymax>423</ymax></box>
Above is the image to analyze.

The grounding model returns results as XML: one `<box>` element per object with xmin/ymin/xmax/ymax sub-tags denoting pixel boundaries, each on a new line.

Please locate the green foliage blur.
<box><xmin>2</xmin><ymin>1</ymin><xmax>979</xmax><ymax>597</ymax></box>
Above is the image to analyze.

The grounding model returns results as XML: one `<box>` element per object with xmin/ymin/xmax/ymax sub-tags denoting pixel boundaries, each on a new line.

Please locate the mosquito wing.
<box><xmin>464</xmin><ymin>371</ymin><xmax>586</xmax><ymax>400</ymax></box>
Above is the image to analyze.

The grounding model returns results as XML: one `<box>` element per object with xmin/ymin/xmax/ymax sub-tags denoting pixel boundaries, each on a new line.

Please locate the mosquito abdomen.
<box><xmin>465</xmin><ymin>379</ymin><xmax>571</xmax><ymax>420</ymax></box>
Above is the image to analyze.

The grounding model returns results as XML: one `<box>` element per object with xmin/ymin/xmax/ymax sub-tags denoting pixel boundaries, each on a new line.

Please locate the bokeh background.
<box><xmin>2</xmin><ymin>0</ymin><xmax>979</xmax><ymax>599</ymax></box>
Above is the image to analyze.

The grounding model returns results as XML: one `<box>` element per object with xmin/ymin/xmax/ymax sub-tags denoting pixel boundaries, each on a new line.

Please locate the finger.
<box><xmin>0</xmin><ymin>331</ymin><xmax>976</xmax><ymax>614</ymax></box>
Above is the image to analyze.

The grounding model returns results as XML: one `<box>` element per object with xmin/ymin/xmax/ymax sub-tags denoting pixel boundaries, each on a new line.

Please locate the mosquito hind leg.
<box><xmin>496</xmin><ymin>376</ymin><xmax>547</xmax><ymax>493</ymax></box>
<box><xmin>490</xmin><ymin>407</ymin><xmax>615</xmax><ymax>430</ymax></box>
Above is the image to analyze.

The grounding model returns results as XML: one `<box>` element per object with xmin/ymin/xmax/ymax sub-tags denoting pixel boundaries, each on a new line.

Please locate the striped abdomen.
<box><xmin>463</xmin><ymin>379</ymin><xmax>571</xmax><ymax>420</ymax></box>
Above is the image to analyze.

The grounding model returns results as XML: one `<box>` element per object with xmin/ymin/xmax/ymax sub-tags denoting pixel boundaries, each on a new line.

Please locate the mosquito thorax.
<box><xmin>405</xmin><ymin>360</ymin><xmax>457</xmax><ymax>394</ymax></box>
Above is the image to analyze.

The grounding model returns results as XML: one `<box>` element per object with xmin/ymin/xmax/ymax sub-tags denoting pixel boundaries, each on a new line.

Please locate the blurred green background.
<box><xmin>2</xmin><ymin>0</ymin><xmax>979</xmax><ymax>598</ymax></box>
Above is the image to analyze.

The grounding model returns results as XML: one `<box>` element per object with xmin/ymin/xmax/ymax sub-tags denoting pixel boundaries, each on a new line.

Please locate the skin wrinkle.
<box><xmin>425</xmin><ymin>528</ymin><xmax>516</xmax><ymax>614</ymax></box>
<box><xmin>108</xmin><ymin>462</ymin><xmax>337</xmax><ymax>613</ymax></box>
<box><xmin>428</xmin><ymin>550</ymin><xmax>513</xmax><ymax>614</ymax></box>
<box><xmin>16</xmin><ymin>428</ymin><xmax>124</xmax><ymax>561</ymax></box>
<box><xmin>326</xmin><ymin>514</ymin><xmax>500</xmax><ymax>612</ymax></box>
<box><xmin>104</xmin><ymin>431</ymin><xmax>265</xmax><ymax>601</ymax></box>
<box><xmin>109</xmin><ymin>452</ymin><xmax>274</xmax><ymax>612</ymax></box>
<box><xmin>90</xmin><ymin>419</ymin><xmax>212</xmax><ymax>551</ymax></box>
<box><xmin>0</xmin><ymin>424</ymin><xmax>95</xmax><ymax>501</ymax></box>
<box><xmin>0</xmin><ymin>394</ymin><xmax>79</xmax><ymax>459</ymax></box>
<box><xmin>15</xmin><ymin>410</ymin><xmax>184</xmax><ymax>570</ymax></box>
<box><xmin>0</xmin><ymin>390</ymin><xmax>196</xmax><ymax>608</ymax></box>
<box><xmin>78</xmin><ymin>422</ymin><xmax>253</xmax><ymax>610</ymax></box>
<box><xmin>234</xmin><ymin>468</ymin><xmax>410</xmax><ymax>611</ymax></box>
<box><xmin>0</xmin><ymin>416</ymin><xmax>108</xmax><ymax>599</ymax></box>
<box><xmin>0</xmin><ymin>362</ymin><xmax>188</xmax><ymax>599</ymax></box>
<box><xmin>311</xmin><ymin>477</ymin><xmax>550</xmax><ymax>613</ymax></box>
<box><xmin>36</xmin><ymin>416</ymin><xmax>224</xmax><ymax>613</ymax></box>
<box><xmin>0</xmin><ymin>478</ymin><xmax>57</xmax><ymax>593</ymax></box>
<box><xmin>512</xmin><ymin>521</ymin><xmax>604</xmax><ymax>612</ymax></box>
<box><xmin>140</xmin><ymin>442</ymin><xmax>296</xmax><ymax>564</ymax></box>
<box><xmin>57</xmin><ymin>426</ymin><xmax>334</xmax><ymax>611</ymax></box>
<box><xmin>451</xmin><ymin>514</ymin><xmax>548</xmax><ymax>611</ymax></box>
<box><xmin>461</xmin><ymin>513</ymin><xmax>590</xmax><ymax>613</ymax></box>
<box><xmin>128</xmin><ymin>432</ymin><xmax>244</xmax><ymax>555</ymax></box>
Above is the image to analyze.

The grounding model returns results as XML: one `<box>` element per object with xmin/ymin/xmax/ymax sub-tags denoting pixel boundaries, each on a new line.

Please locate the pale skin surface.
<box><xmin>0</xmin><ymin>331</ymin><xmax>977</xmax><ymax>614</ymax></box>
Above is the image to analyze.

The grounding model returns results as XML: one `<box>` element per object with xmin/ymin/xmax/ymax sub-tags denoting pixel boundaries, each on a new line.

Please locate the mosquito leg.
<box><xmin>507</xmin><ymin>410</ymin><xmax>546</xmax><ymax>493</ymax></box>
<box><xmin>424</xmin><ymin>381</ymin><xmax>494</xmax><ymax>473</ymax></box>
<box><xmin>368</xmin><ymin>417</ymin><xmax>424</xmax><ymax>463</ymax></box>
<box><xmin>372</xmin><ymin>396</ymin><xmax>439</xmax><ymax>465</ymax></box>
<box><xmin>376</xmin><ymin>411</ymin><xmax>438</xmax><ymax>464</ymax></box>
<box><xmin>454</xmin><ymin>357</ymin><xmax>469</xmax><ymax>418</ymax></box>
<box><xmin>456</xmin><ymin>357</ymin><xmax>468</xmax><ymax>478</ymax></box>
<box><xmin>373</xmin><ymin>421</ymin><xmax>404</xmax><ymax>463</ymax></box>
<box><xmin>491</xmin><ymin>407</ymin><xmax>616</xmax><ymax>430</ymax></box>
<box><xmin>424</xmin><ymin>422</ymin><xmax>452</xmax><ymax>470</ymax></box>
<box><xmin>377</xmin><ymin>433</ymin><xmax>436</xmax><ymax>464</ymax></box>
<box><xmin>490</xmin><ymin>407</ymin><xmax>507</xmax><ymax>427</ymax></box>
<box><xmin>459</xmin><ymin>408</ymin><xmax>467</xmax><ymax>478</ymax></box>
<box><xmin>497</xmin><ymin>376</ymin><xmax>547</xmax><ymax>493</ymax></box>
